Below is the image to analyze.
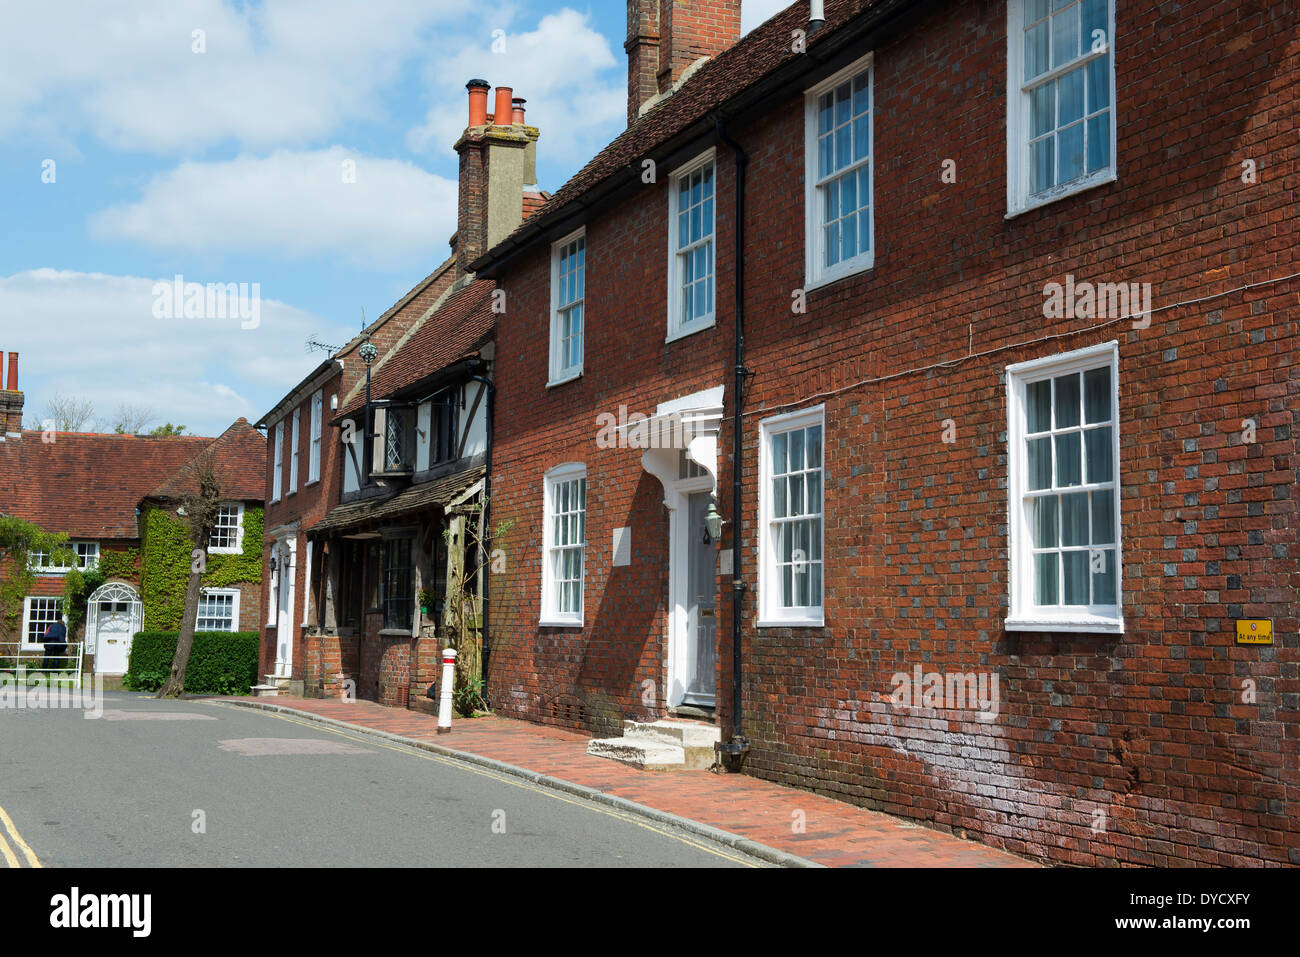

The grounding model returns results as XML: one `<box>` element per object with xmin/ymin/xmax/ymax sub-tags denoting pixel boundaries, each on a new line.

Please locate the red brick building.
<box><xmin>472</xmin><ymin>0</ymin><xmax>1298</xmax><ymax>866</ymax></box>
<box><xmin>1</xmin><ymin>352</ymin><xmax>266</xmax><ymax>673</ymax></box>
<box><xmin>258</xmin><ymin>83</ymin><xmax>545</xmax><ymax>708</ymax></box>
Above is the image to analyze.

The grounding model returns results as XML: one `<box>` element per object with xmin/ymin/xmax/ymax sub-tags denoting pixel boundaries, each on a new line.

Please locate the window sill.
<box><xmin>1006</xmin><ymin>170</ymin><xmax>1117</xmax><ymax>219</ymax></box>
<box><xmin>539</xmin><ymin>617</ymin><xmax>583</xmax><ymax>629</ymax></box>
<box><xmin>665</xmin><ymin>318</ymin><xmax>716</xmax><ymax>345</ymax></box>
<box><xmin>305</xmin><ymin>479</ymin><xmax>320</xmax><ymax>488</ymax></box>
<box><xmin>378</xmin><ymin>628</ymin><xmax>414</xmax><ymax>637</ymax></box>
<box><xmin>756</xmin><ymin>616</ymin><xmax>825</xmax><ymax>629</ymax></box>
<box><xmin>803</xmin><ymin>255</ymin><xmax>874</xmax><ymax>294</ymax></box>
<box><xmin>1004</xmin><ymin>614</ymin><xmax>1124</xmax><ymax>635</ymax></box>
<box><xmin>547</xmin><ymin>370</ymin><xmax>582</xmax><ymax>389</ymax></box>
<box><xmin>208</xmin><ymin>548</ymin><xmax>241</xmax><ymax>556</ymax></box>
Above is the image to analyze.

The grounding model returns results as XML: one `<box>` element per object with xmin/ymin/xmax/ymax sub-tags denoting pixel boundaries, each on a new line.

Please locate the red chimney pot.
<box><xmin>511</xmin><ymin>97</ymin><xmax>527</xmax><ymax>125</ymax></box>
<box><xmin>466</xmin><ymin>79</ymin><xmax>490</xmax><ymax>127</ymax></box>
<box><xmin>493</xmin><ymin>86</ymin><xmax>513</xmax><ymax>127</ymax></box>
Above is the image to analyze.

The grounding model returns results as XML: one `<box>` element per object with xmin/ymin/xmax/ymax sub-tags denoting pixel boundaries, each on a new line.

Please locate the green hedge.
<box><xmin>123</xmin><ymin>630</ymin><xmax>259</xmax><ymax>695</ymax></box>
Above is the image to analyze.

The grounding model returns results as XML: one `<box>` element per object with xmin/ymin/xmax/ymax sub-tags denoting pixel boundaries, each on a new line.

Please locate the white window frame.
<box><xmin>757</xmin><ymin>406</ymin><xmax>826</xmax><ymax>627</ymax></box>
<box><xmin>548</xmin><ymin>227</ymin><xmax>585</xmax><ymax>387</ymax></box>
<box><xmin>1005</xmin><ymin>340</ymin><xmax>1123</xmax><ymax>633</ymax></box>
<box><xmin>208</xmin><ymin>503</ymin><xmax>246</xmax><ymax>555</ymax></box>
<box><xmin>288</xmin><ymin>408</ymin><xmax>301</xmax><ymax>494</ymax></box>
<box><xmin>1006</xmin><ymin>0</ymin><xmax>1118</xmax><ymax>216</ymax></box>
<box><xmin>540</xmin><ymin>462</ymin><xmax>586</xmax><ymax>627</ymax></box>
<box><xmin>28</xmin><ymin>541</ymin><xmax>98</xmax><ymax>575</ymax></box>
<box><xmin>666</xmin><ymin>148</ymin><xmax>717</xmax><ymax>342</ymax></box>
<box><xmin>21</xmin><ymin>596</ymin><xmax>65</xmax><ymax>650</ymax></box>
<box><xmin>308</xmin><ymin>389</ymin><xmax>323</xmax><ymax>484</ymax></box>
<box><xmin>271</xmin><ymin>419</ymin><xmax>284</xmax><ymax>503</ymax></box>
<box><xmin>803</xmin><ymin>52</ymin><xmax>874</xmax><ymax>290</ymax></box>
<box><xmin>196</xmin><ymin>587</ymin><xmax>241</xmax><ymax>633</ymax></box>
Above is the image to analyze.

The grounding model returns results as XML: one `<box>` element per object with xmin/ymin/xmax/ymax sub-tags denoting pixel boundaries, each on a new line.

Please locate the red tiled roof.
<box><xmin>473</xmin><ymin>0</ymin><xmax>901</xmax><ymax>270</ymax></box>
<box><xmin>333</xmin><ymin>256</ymin><xmax>457</xmax><ymax>361</ymax></box>
<box><xmin>336</xmin><ymin>280</ymin><xmax>495</xmax><ymax>419</ymax></box>
<box><xmin>145</xmin><ymin>418</ymin><xmax>267</xmax><ymax>503</ymax></box>
<box><xmin>0</xmin><ymin>432</ymin><xmax>212</xmax><ymax>539</ymax></box>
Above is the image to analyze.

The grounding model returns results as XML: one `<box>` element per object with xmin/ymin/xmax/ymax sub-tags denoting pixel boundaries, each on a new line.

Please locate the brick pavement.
<box><xmin>250</xmin><ymin>696</ymin><xmax>1037</xmax><ymax>867</ymax></box>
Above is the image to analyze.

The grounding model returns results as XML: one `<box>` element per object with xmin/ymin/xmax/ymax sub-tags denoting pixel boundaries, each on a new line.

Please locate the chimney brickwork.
<box><xmin>626</xmin><ymin>0</ymin><xmax>741</xmax><ymax>124</ymax></box>
<box><xmin>0</xmin><ymin>351</ymin><xmax>24</xmax><ymax>436</ymax></box>
<box><xmin>454</xmin><ymin>82</ymin><xmax>540</xmax><ymax>280</ymax></box>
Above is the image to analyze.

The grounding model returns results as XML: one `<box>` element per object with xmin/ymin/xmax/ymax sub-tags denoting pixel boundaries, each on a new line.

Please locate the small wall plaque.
<box><xmin>612</xmin><ymin>527</ymin><xmax>631</xmax><ymax>567</ymax></box>
<box><xmin>1235</xmin><ymin>619</ymin><xmax>1273</xmax><ymax>645</ymax></box>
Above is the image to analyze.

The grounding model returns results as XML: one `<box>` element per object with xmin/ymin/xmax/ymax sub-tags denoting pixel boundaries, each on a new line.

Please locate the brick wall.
<box><xmin>486</xmin><ymin>0</ymin><xmax>1299</xmax><ymax>865</ymax></box>
<box><xmin>260</xmin><ymin>368</ymin><xmax>344</xmax><ymax>683</ymax></box>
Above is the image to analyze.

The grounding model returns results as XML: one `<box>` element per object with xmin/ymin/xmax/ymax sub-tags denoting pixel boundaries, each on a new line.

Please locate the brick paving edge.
<box><xmin>226</xmin><ymin>699</ymin><xmax>824</xmax><ymax>869</ymax></box>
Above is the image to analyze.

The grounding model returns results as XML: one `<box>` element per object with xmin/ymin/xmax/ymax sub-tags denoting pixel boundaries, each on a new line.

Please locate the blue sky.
<box><xmin>0</xmin><ymin>0</ymin><xmax>786</xmax><ymax>436</ymax></box>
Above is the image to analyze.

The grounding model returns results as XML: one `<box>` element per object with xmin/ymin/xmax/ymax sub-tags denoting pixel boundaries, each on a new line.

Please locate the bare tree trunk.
<box><xmin>158</xmin><ymin>570</ymin><xmax>204</xmax><ymax>698</ymax></box>
<box><xmin>156</xmin><ymin>454</ymin><xmax>223</xmax><ymax>699</ymax></box>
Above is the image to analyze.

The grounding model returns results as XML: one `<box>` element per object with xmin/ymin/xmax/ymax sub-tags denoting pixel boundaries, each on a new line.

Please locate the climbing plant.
<box><xmin>0</xmin><ymin>516</ymin><xmax>67</xmax><ymax>631</ymax></box>
<box><xmin>139</xmin><ymin>504</ymin><xmax>264</xmax><ymax>632</ymax></box>
<box><xmin>62</xmin><ymin>567</ymin><xmax>107</xmax><ymax>632</ymax></box>
<box><xmin>97</xmin><ymin>547</ymin><xmax>140</xmax><ymax>581</ymax></box>
<box><xmin>442</xmin><ymin>505</ymin><xmax>515</xmax><ymax>716</ymax></box>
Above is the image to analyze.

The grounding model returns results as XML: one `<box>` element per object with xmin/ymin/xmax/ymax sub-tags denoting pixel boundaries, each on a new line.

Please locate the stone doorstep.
<box><xmin>585</xmin><ymin>736</ymin><xmax>685</xmax><ymax>770</ymax></box>
<box><xmin>586</xmin><ymin>719</ymin><xmax>722</xmax><ymax>771</ymax></box>
<box><xmin>250</xmin><ymin>684</ymin><xmax>280</xmax><ymax>697</ymax></box>
<box><xmin>622</xmin><ymin>719</ymin><xmax>721</xmax><ymax>750</ymax></box>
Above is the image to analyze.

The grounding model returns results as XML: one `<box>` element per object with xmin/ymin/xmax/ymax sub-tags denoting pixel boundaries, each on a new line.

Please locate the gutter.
<box><xmin>714</xmin><ymin>114</ymin><xmax>750</xmax><ymax>761</ymax></box>
<box><xmin>469</xmin><ymin>0</ymin><xmax>926</xmax><ymax>280</ymax></box>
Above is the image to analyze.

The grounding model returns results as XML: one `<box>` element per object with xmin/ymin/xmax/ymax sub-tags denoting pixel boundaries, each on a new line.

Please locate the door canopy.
<box><xmin>631</xmin><ymin>386</ymin><xmax>725</xmax><ymax>507</ymax></box>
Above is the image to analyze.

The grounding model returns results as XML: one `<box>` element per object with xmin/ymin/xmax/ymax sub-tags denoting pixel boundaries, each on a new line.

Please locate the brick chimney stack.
<box><xmin>453</xmin><ymin>80</ymin><xmax>540</xmax><ymax>281</ymax></box>
<box><xmin>626</xmin><ymin>0</ymin><xmax>741</xmax><ymax>124</ymax></box>
<box><xmin>0</xmin><ymin>351</ymin><xmax>24</xmax><ymax>437</ymax></box>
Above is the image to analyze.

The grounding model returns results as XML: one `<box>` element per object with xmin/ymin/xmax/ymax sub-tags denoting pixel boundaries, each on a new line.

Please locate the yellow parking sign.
<box><xmin>1235</xmin><ymin>619</ymin><xmax>1273</xmax><ymax>645</ymax></box>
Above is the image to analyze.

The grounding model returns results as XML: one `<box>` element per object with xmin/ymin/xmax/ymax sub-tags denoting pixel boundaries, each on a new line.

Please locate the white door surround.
<box><xmin>273</xmin><ymin>534</ymin><xmax>297</xmax><ymax>678</ymax></box>
<box><xmin>88</xmin><ymin>582</ymin><xmax>142</xmax><ymax>675</ymax></box>
<box><xmin>636</xmin><ymin>386</ymin><xmax>724</xmax><ymax>710</ymax></box>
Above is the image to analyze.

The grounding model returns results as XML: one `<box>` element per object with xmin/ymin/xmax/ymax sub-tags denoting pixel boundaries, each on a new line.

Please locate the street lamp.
<box><xmin>703</xmin><ymin>501</ymin><xmax>725</xmax><ymax>544</ymax></box>
<box><xmin>359</xmin><ymin>333</ymin><xmax>378</xmax><ymax>482</ymax></box>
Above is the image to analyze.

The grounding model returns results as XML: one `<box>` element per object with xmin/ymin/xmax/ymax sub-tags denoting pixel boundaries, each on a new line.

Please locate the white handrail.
<box><xmin>0</xmin><ymin>639</ymin><xmax>84</xmax><ymax>689</ymax></box>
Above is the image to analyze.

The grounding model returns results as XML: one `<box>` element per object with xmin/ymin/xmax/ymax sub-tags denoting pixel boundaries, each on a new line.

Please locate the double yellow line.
<box><xmin>0</xmin><ymin>804</ymin><xmax>40</xmax><ymax>868</ymax></box>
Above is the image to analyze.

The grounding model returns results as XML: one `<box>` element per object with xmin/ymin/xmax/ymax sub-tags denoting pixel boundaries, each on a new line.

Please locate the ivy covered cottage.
<box><xmin>0</xmin><ymin>355</ymin><xmax>266</xmax><ymax>677</ymax></box>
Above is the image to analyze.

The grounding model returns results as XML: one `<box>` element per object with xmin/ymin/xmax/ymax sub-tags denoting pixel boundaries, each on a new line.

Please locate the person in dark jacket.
<box><xmin>42</xmin><ymin>618</ymin><xmax>68</xmax><ymax>671</ymax></box>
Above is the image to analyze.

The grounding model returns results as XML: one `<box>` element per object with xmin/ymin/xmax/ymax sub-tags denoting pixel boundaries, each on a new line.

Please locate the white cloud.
<box><xmin>406</xmin><ymin>8</ymin><xmax>625</xmax><ymax>169</ymax></box>
<box><xmin>0</xmin><ymin>269</ymin><xmax>354</xmax><ymax>435</ymax></box>
<box><xmin>0</xmin><ymin>0</ymin><xmax>474</xmax><ymax>152</ymax></box>
<box><xmin>88</xmin><ymin>148</ymin><xmax>457</xmax><ymax>268</ymax></box>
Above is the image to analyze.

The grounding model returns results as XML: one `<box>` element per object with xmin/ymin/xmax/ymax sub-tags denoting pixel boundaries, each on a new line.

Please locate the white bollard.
<box><xmin>437</xmin><ymin>648</ymin><xmax>457</xmax><ymax>734</ymax></box>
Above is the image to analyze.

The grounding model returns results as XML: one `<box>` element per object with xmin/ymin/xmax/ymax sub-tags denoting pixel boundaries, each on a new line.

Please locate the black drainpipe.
<box><xmin>715</xmin><ymin>114</ymin><xmax>750</xmax><ymax>759</ymax></box>
<box><xmin>467</xmin><ymin>371</ymin><xmax>495</xmax><ymax>694</ymax></box>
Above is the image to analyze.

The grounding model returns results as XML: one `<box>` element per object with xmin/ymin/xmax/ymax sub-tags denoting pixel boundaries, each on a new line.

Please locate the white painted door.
<box><xmin>683</xmin><ymin>492</ymin><xmax>717</xmax><ymax>706</ymax></box>
<box><xmin>95</xmin><ymin>601</ymin><xmax>134</xmax><ymax>674</ymax></box>
<box><xmin>274</xmin><ymin>540</ymin><xmax>295</xmax><ymax>677</ymax></box>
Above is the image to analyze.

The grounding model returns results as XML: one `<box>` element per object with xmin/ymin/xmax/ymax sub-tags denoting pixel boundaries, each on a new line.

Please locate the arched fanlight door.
<box><xmin>86</xmin><ymin>581</ymin><xmax>142</xmax><ymax>675</ymax></box>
